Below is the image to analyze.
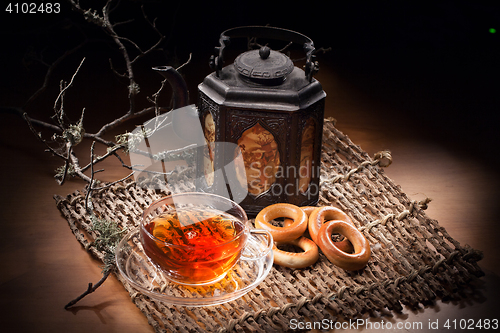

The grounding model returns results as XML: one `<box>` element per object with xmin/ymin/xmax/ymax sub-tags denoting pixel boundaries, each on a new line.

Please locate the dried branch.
<box><xmin>84</xmin><ymin>141</ymin><xmax>97</xmax><ymax>212</ymax></box>
<box><xmin>69</xmin><ymin>152</ymin><xmax>92</xmax><ymax>183</ymax></box>
<box><xmin>4</xmin><ymin>0</ymin><xmax>188</xmax><ymax>308</ymax></box>
<box><xmin>130</xmin><ymin>4</ymin><xmax>165</xmax><ymax>64</ymax></box>
<box><xmin>176</xmin><ymin>52</ymin><xmax>192</xmax><ymax>72</ymax></box>
<box><xmin>14</xmin><ymin>0</ymin><xmax>177</xmax><ymax>186</ymax></box>
<box><xmin>64</xmin><ymin>270</ymin><xmax>112</xmax><ymax>309</ymax></box>
<box><xmin>94</xmin><ymin>173</ymin><xmax>135</xmax><ymax>191</ymax></box>
<box><xmin>53</xmin><ymin>58</ymin><xmax>86</xmax><ymax>127</ymax></box>
<box><xmin>84</xmin><ymin>141</ymin><xmax>134</xmax><ymax>211</ymax></box>
<box><xmin>24</xmin><ymin>40</ymin><xmax>88</xmax><ymax>108</ymax></box>
<box><xmin>80</xmin><ymin>144</ymin><xmax>127</xmax><ymax>172</ymax></box>
<box><xmin>23</xmin><ymin>112</ymin><xmax>66</xmax><ymax>160</ymax></box>
<box><xmin>57</xmin><ymin>144</ymin><xmax>74</xmax><ymax>186</ymax></box>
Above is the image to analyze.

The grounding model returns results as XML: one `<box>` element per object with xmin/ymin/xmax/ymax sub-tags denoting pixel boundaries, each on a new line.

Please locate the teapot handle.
<box><xmin>210</xmin><ymin>26</ymin><xmax>319</xmax><ymax>82</ymax></box>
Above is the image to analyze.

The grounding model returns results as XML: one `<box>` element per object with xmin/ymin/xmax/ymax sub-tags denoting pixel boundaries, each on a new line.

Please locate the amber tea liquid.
<box><xmin>141</xmin><ymin>208</ymin><xmax>247</xmax><ymax>285</ymax></box>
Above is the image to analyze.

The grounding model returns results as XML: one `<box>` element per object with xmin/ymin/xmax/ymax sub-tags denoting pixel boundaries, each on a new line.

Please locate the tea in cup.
<box><xmin>140</xmin><ymin>192</ymin><xmax>272</xmax><ymax>285</ymax></box>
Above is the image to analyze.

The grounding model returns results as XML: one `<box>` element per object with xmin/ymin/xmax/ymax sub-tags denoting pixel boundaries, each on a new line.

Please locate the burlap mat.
<box><xmin>55</xmin><ymin>118</ymin><xmax>484</xmax><ymax>332</ymax></box>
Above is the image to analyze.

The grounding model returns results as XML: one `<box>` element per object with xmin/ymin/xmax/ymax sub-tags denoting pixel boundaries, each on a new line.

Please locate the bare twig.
<box><xmin>80</xmin><ymin>144</ymin><xmax>126</xmax><ymax>172</ymax></box>
<box><xmin>130</xmin><ymin>4</ymin><xmax>166</xmax><ymax>64</ymax></box>
<box><xmin>57</xmin><ymin>143</ymin><xmax>74</xmax><ymax>185</ymax></box>
<box><xmin>108</xmin><ymin>58</ymin><xmax>128</xmax><ymax>79</ymax></box>
<box><xmin>53</xmin><ymin>58</ymin><xmax>86</xmax><ymax>129</ymax></box>
<box><xmin>6</xmin><ymin>0</ymin><xmax>189</xmax><ymax>308</ymax></box>
<box><xmin>54</xmin><ymin>58</ymin><xmax>86</xmax><ymax>116</ymax></box>
<box><xmin>83</xmin><ymin>141</ymin><xmax>134</xmax><ymax>209</ymax></box>
<box><xmin>176</xmin><ymin>52</ymin><xmax>192</xmax><ymax>72</ymax></box>
<box><xmin>92</xmin><ymin>172</ymin><xmax>134</xmax><ymax>191</ymax></box>
<box><xmin>111</xmin><ymin>18</ymin><xmax>135</xmax><ymax>28</ymax></box>
<box><xmin>23</xmin><ymin>112</ymin><xmax>66</xmax><ymax>159</ymax></box>
<box><xmin>24</xmin><ymin>40</ymin><xmax>88</xmax><ymax>108</ymax></box>
<box><xmin>69</xmin><ymin>151</ymin><xmax>92</xmax><ymax>183</ymax></box>
<box><xmin>64</xmin><ymin>270</ymin><xmax>112</xmax><ymax>309</ymax></box>
<box><xmin>84</xmin><ymin>141</ymin><xmax>97</xmax><ymax>212</ymax></box>
<box><xmin>14</xmin><ymin>0</ymin><xmax>177</xmax><ymax>154</ymax></box>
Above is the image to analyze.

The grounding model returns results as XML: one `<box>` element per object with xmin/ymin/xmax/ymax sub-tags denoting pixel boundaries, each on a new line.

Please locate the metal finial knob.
<box><xmin>259</xmin><ymin>46</ymin><xmax>271</xmax><ymax>59</ymax></box>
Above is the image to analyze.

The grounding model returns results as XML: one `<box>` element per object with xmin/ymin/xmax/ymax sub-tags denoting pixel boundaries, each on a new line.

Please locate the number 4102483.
<box><xmin>6</xmin><ymin>3</ymin><xmax>61</xmax><ymax>14</ymax></box>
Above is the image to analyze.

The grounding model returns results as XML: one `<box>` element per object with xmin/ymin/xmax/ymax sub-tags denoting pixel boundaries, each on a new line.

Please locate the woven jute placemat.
<box><xmin>55</xmin><ymin>118</ymin><xmax>484</xmax><ymax>332</ymax></box>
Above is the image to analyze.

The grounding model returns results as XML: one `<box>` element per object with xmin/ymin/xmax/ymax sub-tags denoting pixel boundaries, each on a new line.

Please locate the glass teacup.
<box><xmin>140</xmin><ymin>192</ymin><xmax>273</xmax><ymax>285</ymax></box>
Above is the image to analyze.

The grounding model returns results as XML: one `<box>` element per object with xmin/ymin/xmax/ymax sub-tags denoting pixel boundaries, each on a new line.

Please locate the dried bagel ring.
<box><xmin>273</xmin><ymin>237</ymin><xmax>319</xmax><ymax>268</ymax></box>
<box><xmin>308</xmin><ymin>206</ymin><xmax>354</xmax><ymax>253</ymax></box>
<box><xmin>255</xmin><ymin>203</ymin><xmax>308</xmax><ymax>242</ymax></box>
<box><xmin>283</xmin><ymin>206</ymin><xmax>315</xmax><ymax>236</ymax></box>
<box><xmin>299</xmin><ymin>206</ymin><xmax>317</xmax><ymax>216</ymax></box>
<box><xmin>317</xmin><ymin>220</ymin><xmax>371</xmax><ymax>271</ymax></box>
<box><xmin>272</xmin><ymin>215</ymin><xmax>319</xmax><ymax>268</ymax></box>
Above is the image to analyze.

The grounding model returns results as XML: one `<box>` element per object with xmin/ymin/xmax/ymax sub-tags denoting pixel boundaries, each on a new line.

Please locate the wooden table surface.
<box><xmin>1</xmin><ymin>42</ymin><xmax>499</xmax><ymax>332</ymax></box>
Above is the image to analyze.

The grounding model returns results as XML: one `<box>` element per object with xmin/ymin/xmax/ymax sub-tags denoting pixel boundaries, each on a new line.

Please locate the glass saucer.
<box><xmin>115</xmin><ymin>228</ymin><xmax>274</xmax><ymax>307</ymax></box>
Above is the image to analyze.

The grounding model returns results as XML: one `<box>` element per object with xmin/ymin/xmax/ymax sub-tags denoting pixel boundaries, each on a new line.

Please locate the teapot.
<box><xmin>153</xmin><ymin>26</ymin><xmax>326</xmax><ymax>215</ymax></box>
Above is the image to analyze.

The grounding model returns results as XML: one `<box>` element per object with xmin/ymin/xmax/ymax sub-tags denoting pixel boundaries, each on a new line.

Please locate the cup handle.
<box><xmin>241</xmin><ymin>229</ymin><xmax>274</xmax><ymax>261</ymax></box>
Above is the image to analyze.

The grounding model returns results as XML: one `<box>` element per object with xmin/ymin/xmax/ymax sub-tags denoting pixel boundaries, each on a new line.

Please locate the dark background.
<box><xmin>1</xmin><ymin>0</ymin><xmax>499</xmax><ymax>164</ymax></box>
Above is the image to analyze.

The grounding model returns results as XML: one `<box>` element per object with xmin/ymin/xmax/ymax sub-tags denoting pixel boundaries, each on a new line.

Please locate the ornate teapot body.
<box><xmin>154</xmin><ymin>26</ymin><xmax>326</xmax><ymax>215</ymax></box>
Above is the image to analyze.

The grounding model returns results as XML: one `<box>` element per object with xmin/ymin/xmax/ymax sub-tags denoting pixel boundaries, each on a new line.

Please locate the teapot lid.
<box><xmin>234</xmin><ymin>46</ymin><xmax>294</xmax><ymax>82</ymax></box>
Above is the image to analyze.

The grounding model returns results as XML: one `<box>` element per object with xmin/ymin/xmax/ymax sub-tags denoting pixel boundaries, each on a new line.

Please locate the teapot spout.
<box><xmin>152</xmin><ymin>66</ymin><xmax>189</xmax><ymax>109</ymax></box>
